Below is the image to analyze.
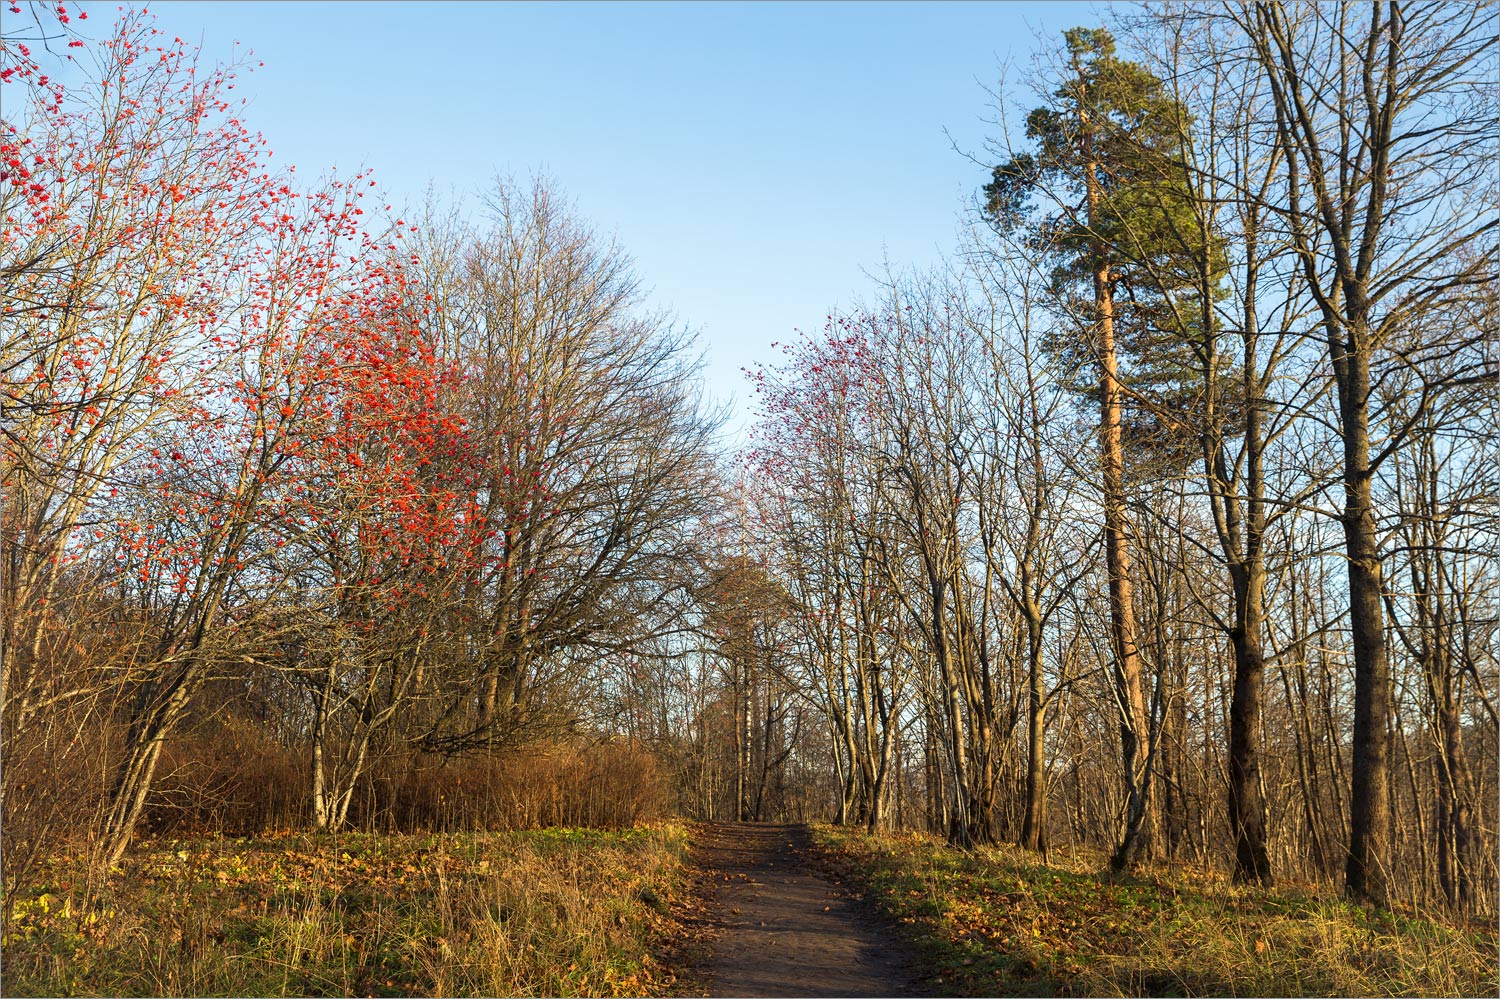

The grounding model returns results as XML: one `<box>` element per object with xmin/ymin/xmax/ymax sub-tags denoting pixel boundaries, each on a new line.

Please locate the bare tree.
<box><xmin>1233</xmin><ymin>0</ymin><xmax>1497</xmax><ymax>904</ymax></box>
<box><xmin>415</xmin><ymin>179</ymin><xmax>718</xmax><ymax>755</ymax></box>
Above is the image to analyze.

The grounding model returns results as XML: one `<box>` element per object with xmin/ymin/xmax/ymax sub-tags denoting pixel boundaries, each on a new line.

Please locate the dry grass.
<box><xmin>813</xmin><ymin>825</ymin><xmax>1499</xmax><ymax>997</ymax></box>
<box><xmin>3</xmin><ymin>823</ymin><xmax>694</xmax><ymax>997</ymax></box>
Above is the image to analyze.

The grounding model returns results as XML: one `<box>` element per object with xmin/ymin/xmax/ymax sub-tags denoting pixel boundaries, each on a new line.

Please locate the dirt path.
<box><xmin>691</xmin><ymin>822</ymin><xmax>920</xmax><ymax>998</ymax></box>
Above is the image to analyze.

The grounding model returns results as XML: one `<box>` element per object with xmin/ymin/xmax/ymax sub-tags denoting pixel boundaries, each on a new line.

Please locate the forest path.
<box><xmin>691</xmin><ymin>822</ymin><xmax>920</xmax><ymax>998</ymax></box>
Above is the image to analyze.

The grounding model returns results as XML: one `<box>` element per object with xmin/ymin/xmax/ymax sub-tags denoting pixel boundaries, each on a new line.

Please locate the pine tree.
<box><xmin>984</xmin><ymin>26</ymin><xmax>1224</xmax><ymax>871</ymax></box>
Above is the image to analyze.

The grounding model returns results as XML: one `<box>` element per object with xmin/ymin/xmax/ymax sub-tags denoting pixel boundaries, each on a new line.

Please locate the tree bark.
<box><xmin>1020</xmin><ymin>605</ymin><xmax>1048</xmax><ymax>854</ymax></box>
<box><xmin>1227</xmin><ymin>569</ymin><xmax>1272</xmax><ymax>883</ymax></box>
<box><xmin>1339</xmin><ymin>347</ymin><xmax>1392</xmax><ymax>906</ymax></box>
<box><xmin>1095</xmin><ymin>255</ymin><xmax>1153</xmax><ymax>872</ymax></box>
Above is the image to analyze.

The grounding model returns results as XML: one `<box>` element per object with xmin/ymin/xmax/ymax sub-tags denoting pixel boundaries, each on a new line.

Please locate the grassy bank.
<box><xmin>813</xmin><ymin>826</ymin><xmax>1497</xmax><ymax>997</ymax></box>
<box><xmin>4</xmin><ymin>823</ymin><xmax>695</xmax><ymax>997</ymax></box>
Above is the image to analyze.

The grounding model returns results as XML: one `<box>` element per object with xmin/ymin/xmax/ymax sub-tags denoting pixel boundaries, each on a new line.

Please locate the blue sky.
<box><xmin>110</xmin><ymin>1</ymin><xmax>1097</xmax><ymax>438</ymax></box>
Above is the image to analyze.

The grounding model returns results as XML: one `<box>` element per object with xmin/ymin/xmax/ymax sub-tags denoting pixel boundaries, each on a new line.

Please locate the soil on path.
<box><xmin>691</xmin><ymin>822</ymin><xmax>920</xmax><ymax>998</ymax></box>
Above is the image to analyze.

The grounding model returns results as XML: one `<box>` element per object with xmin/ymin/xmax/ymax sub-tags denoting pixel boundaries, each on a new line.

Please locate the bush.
<box><xmin>137</xmin><ymin>735</ymin><xmax>667</xmax><ymax>837</ymax></box>
<box><xmin>0</xmin><ymin>702</ymin><xmax>116</xmax><ymax>900</ymax></box>
<box><xmin>364</xmin><ymin>740</ymin><xmax>669</xmax><ymax>832</ymax></box>
<box><xmin>143</xmin><ymin>717</ymin><xmax>306</xmax><ymax>837</ymax></box>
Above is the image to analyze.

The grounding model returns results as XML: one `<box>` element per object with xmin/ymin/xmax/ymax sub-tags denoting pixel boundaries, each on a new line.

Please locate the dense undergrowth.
<box><xmin>3</xmin><ymin>823</ymin><xmax>696</xmax><ymax>998</ymax></box>
<box><xmin>813</xmin><ymin>825</ymin><xmax>1498</xmax><ymax>997</ymax></box>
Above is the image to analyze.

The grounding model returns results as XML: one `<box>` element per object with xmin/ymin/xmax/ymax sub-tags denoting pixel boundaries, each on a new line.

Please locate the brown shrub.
<box><xmin>137</xmin><ymin>734</ymin><xmax>667</xmax><ymax>837</ymax></box>
<box><xmin>0</xmin><ymin>700</ymin><xmax>116</xmax><ymax>897</ymax></box>
<box><xmin>142</xmin><ymin>717</ymin><xmax>305</xmax><ymax>836</ymax></box>
<box><xmin>365</xmin><ymin>739</ymin><xmax>669</xmax><ymax>832</ymax></box>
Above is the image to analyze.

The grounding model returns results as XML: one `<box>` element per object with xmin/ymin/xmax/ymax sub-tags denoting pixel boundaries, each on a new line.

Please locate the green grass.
<box><xmin>812</xmin><ymin>825</ymin><xmax>1498</xmax><ymax>997</ymax></box>
<box><xmin>3</xmin><ymin>823</ymin><xmax>695</xmax><ymax>997</ymax></box>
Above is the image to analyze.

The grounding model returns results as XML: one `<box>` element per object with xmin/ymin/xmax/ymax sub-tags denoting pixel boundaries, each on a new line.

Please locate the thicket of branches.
<box><xmin>725</xmin><ymin>1</ymin><xmax>1497</xmax><ymax>915</ymax></box>
<box><xmin>2</xmin><ymin>1</ymin><xmax>1495</xmax><ymax>926</ymax></box>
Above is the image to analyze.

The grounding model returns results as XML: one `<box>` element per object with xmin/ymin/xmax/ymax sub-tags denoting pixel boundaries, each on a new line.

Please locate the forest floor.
<box><xmin>2</xmin><ymin>824</ymin><xmax>698</xmax><ymax>998</ymax></box>
<box><xmin>810</xmin><ymin>824</ymin><xmax>1499</xmax><ymax>997</ymax></box>
<box><xmin>6</xmin><ymin>821</ymin><xmax>1494</xmax><ymax>997</ymax></box>
<box><xmin>686</xmin><ymin>822</ymin><xmax>920</xmax><ymax>997</ymax></box>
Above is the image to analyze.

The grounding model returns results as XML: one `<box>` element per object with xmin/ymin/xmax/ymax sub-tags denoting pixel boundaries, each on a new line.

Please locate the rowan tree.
<box><xmin>747</xmin><ymin>317</ymin><xmax>910</xmax><ymax>831</ymax></box>
<box><xmin>2</xmin><ymin>11</ymin><xmax>300</xmax><ymax>866</ymax></box>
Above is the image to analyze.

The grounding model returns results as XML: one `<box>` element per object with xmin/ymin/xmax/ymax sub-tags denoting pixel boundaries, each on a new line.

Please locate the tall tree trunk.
<box><xmin>1227</xmin><ymin>567</ymin><xmax>1272</xmax><ymax>883</ymax></box>
<box><xmin>1418</xmin><ymin>557</ymin><xmax>1475</xmax><ymax>911</ymax></box>
<box><xmin>1339</xmin><ymin>348</ymin><xmax>1392</xmax><ymax>906</ymax></box>
<box><xmin>311</xmin><ymin>672</ymin><xmax>333</xmax><ymax>830</ymax></box>
<box><xmin>1096</xmin><ymin>260</ymin><xmax>1152</xmax><ymax>871</ymax></box>
<box><xmin>867</xmin><ymin>670</ymin><xmax>898</xmax><ymax>834</ymax></box>
<box><xmin>1020</xmin><ymin>607</ymin><xmax>1048</xmax><ymax>853</ymax></box>
<box><xmin>100</xmin><ymin>668</ymin><xmax>196</xmax><ymax>869</ymax></box>
<box><xmin>1077</xmin><ymin>92</ymin><xmax>1152</xmax><ymax>871</ymax></box>
<box><xmin>734</xmin><ymin>661</ymin><xmax>750</xmax><ymax>822</ymax></box>
<box><xmin>1433</xmin><ymin>713</ymin><xmax>1475</xmax><ymax>911</ymax></box>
